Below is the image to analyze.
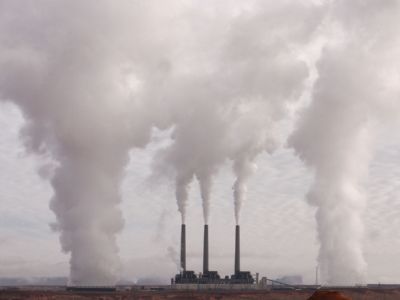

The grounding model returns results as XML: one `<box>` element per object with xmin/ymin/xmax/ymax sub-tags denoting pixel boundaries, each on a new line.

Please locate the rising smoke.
<box><xmin>154</xmin><ymin>1</ymin><xmax>321</xmax><ymax>225</ymax></box>
<box><xmin>0</xmin><ymin>1</ymin><xmax>166</xmax><ymax>285</ymax></box>
<box><xmin>1</xmin><ymin>0</ymin><xmax>399</xmax><ymax>286</ymax></box>
<box><xmin>289</xmin><ymin>0</ymin><xmax>400</xmax><ymax>285</ymax></box>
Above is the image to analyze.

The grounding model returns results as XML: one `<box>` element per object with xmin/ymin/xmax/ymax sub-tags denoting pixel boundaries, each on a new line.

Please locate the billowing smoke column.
<box><xmin>232</xmin><ymin>154</ymin><xmax>258</xmax><ymax>225</ymax></box>
<box><xmin>289</xmin><ymin>0</ymin><xmax>400</xmax><ymax>285</ymax></box>
<box><xmin>224</xmin><ymin>2</ymin><xmax>324</xmax><ymax>225</ymax></box>
<box><xmin>176</xmin><ymin>174</ymin><xmax>192</xmax><ymax>225</ymax></box>
<box><xmin>155</xmin><ymin>1</ymin><xmax>320</xmax><ymax>226</ymax></box>
<box><xmin>161</xmin><ymin>99</ymin><xmax>231</xmax><ymax>225</ymax></box>
<box><xmin>0</xmin><ymin>1</ymin><xmax>162</xmax><ymax>285</ymax></box>
<box><xmin>290</xmin><ymin>47</ymin><xmax>371</xmax><ymax>285</ymax></box>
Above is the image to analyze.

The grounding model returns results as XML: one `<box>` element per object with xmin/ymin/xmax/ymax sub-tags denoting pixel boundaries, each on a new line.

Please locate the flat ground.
<box><xmin>1</xmin><ymin>288</ymin><xmax>399</xmax><ymax>300</ymax></box>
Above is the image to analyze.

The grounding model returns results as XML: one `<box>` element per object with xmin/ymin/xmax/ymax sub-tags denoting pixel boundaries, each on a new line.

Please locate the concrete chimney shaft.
<box><xmin>181</xmin><ymin>224</ymin><xmax>186</xmax><ymax>272</ymax></box>
<box><xmin>235</xmin><ymin>225</ymin><xmax>240</xmax><ymax>274</ymax></box>
<box><xmin>203</xmin><ymin>225</ymin><xmax>209</xmax><ymax>274</ymax></box>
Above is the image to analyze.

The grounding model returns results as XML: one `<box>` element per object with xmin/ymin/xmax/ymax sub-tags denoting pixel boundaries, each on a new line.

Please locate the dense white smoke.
<box><xmin>0</xmin><ymin>1</ymin><xmax>168</xmax><ymax>285</ymax></box>
<box><xmin>3</xmin><ymin>0</ymin><xmax>398</xmax><ymax>286</ymax></box>
<box><xmin>0</xmin><ymin>1</ymin><xmax>322</xmax><ymax>282</ymax></box>
<box><xmin>155</xmin><ymin>1</ymin><xmax>322</xmax><ymax>225</ymax></box>
<box><xmin>159</xmin><ymin>98</ymin><xmax>231</xmax><ymax>225</ymax></box>
<box><xmin>289</xmin><ymin>0</ymin><xmax>400</xmax><ymax>285</ymax></box>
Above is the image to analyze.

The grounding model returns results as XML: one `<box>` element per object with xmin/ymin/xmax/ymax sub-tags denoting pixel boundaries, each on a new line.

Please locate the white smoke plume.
<box><xmin>222</xmin><ymin>1</ymin><xmax>322</xmax><ymax>225</ymax></box>
<box><xmin>289</xmin><ymin>0</ymin><xmax>400</xmax><ymax>285</ymax></box>
<box><xmin>232</xmin><ymin>156</ymin><xmax>258</xmax><ymax>225</ymax></box>
<box><xmin>0</xmin><ymin>1</ymin><xmax>172</xmax><ymax>285</ymax></box>
<box><xmin>154</xmin><ymin>1</ymin><xmax>322</xmax><ymax>225</ymax></box>
<box><xmin>159</xmin><ymin>97</ymin><xmax>231</xmax><ymax>225</ymax></box>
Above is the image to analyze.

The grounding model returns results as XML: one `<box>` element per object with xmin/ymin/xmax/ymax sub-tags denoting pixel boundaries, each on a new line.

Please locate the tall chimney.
<box><xmin>180</xmin><ymin>224</ymin><xmax>186</xmax><ymax>272</ymax></box>
<box><xmin>234</xmin><ymin>225</ymin><xmax>240</xmax><ymax>275</ymax></box>
<box><xmin>203</xmin><ymin>224</ymin><xmax>209</xmax><ymax>274</ymax></box>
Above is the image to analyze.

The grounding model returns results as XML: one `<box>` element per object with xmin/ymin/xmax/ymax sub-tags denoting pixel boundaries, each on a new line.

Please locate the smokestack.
<box><xmin>235</xmin><ymin>225</ymin><xmax>240</xmax><ymax>274</ymax></box>
<box><xmin>203</xmin><ymin>224</ymin><xmax>209</xmax><ymax>274</ymax></box>
<box><xmin>180</xmin><ymin>224</ymin><xmax>186</xmax><ymax>272</ymax></box>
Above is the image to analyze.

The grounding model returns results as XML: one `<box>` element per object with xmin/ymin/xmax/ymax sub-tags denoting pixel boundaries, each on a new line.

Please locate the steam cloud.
<box><xmin>0</xmin><ymin>1</ymin><xmax>159</xmax><ymax>285</ymax></box>
<box><xmin>289</xmin><ymin>0</ymin><xmax>400</xmax><ymax>285</ymax></box>
<box><xmin>155</xmin><ymin>1</ymin><xmax>319</xmax><ymax>225</ymax></box>
<box><xmin>1</xmin><ymin>0</ymin><xmax>399</xmax><ymax>286</ymax></box>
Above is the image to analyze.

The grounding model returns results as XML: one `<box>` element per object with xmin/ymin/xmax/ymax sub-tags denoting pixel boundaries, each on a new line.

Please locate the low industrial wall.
<box><xmin>172</xmin><ymin>283</ymin><xmax>267</xmax><ymax>290</ymax></box>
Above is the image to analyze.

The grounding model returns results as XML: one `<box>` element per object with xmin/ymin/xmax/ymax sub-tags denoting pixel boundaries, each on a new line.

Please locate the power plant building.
<box><xmin>174</xmin><ymin>224</ymin><xmax>255</xmax><ymax>285</ymax></box>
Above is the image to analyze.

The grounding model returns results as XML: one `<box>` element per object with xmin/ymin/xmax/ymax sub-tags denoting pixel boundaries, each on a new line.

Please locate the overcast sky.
<box><xmin>0</xmin><ymin>0</ymin><xmax>400</xmax><ymax>286</ymax></box>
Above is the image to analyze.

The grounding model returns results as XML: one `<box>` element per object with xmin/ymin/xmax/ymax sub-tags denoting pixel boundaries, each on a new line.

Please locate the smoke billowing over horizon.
<box><xmin>0</xmin><ymin>0</ymin><xmax>399</xmax><ymax>286</ymax></box>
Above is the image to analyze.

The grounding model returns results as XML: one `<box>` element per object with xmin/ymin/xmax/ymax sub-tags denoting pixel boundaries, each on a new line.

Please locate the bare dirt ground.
<box><xmin>1</xmin><ymin>288</ymin><xmax>400</xmax><ymax>300</ymax></box>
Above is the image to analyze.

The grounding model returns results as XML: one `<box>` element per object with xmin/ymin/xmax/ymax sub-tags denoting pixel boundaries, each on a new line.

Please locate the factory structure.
<box><xmin>173</xmin><ymin>224</ymin><xmax>255</xmax><ymax>285</ymax></box>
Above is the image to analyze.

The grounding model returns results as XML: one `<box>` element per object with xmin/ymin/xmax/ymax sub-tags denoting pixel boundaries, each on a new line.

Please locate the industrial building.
<box><xmin>173</xmin><ymin>224</ymin><xmax>255</xmax><ymax>285</ymax></box>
